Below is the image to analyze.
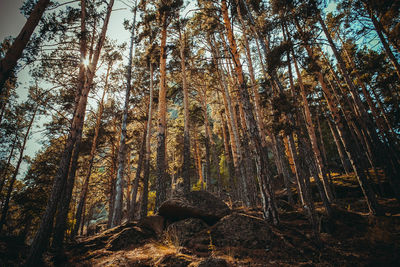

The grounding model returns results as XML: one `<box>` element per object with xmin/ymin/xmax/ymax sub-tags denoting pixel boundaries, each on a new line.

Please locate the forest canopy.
<box><xmin>0</xmin><ymin>0</ymin><xmax>399</xmax><ymax>265</ymax></box>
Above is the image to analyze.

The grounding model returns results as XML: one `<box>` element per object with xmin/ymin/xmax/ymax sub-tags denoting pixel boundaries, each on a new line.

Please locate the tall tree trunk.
<box><xmin>216</xmin><ymin>32</ymin><xmax>251</xmax><ymax>206</ymax></box>
<box><xmin>295</xmin><ymin>18</ymin><xmax>382</xmax><ymax>215</ymax></box>
<box><xmin>107</xmin><ymin>126</ymin><xmax>119</xmax><ymax>228</ymax></box>
<box><xmin>27</xmin><ymin>1</ymin><xmax>114</xmax><ymax>263</ymax></box>
<box><xmin>193</xmin><ymin>130</ymin><xmax>204</xmax><ymax>189</ymax></box>
<box><xmin>339</xmin><ymin>36</ymin><xmax>399</xmax><ymax>151</ymax></box>
<box><xmin>0</xmin><ymin>82</ymin><xmax>12</xmax><ymax>125</ymax></box>
<box><xmin>111</xmin><ymin>1</ymin><xmax>137</xmax><ymax>227</ymax></box>
<box><xmin>275</xmin><ymin>135</ymin><xmax>294</xmax><ymax>204</ymax></box>
<box><xmin>236</xmin><ymin>96</ymin><xmax>257</xmax><ymax>206</ymax></box>
<box><xmin>201</xmin><ymin>87</ymin><xmax>213</xmax><ymax>191</ymax></box>
<box><xmin>155</xmin><ymin>9</ymin><xmax>169</xmax><ymax>210</ymax></box>
<box><xmin>319</xmin><ymin>14</ymin><xmax>393</xmax><ymax>181</ymax></box>
<box><xmin>51</xmin><ymin>130</ymin><xmax>83</xmax><ymax>251</ymax></box>
<box><xmin>0</xmin><ymin>0</ymin><xmax>50</xmax><ymax>94</ymax></box>
<box><xmin>287</xmin><ymin>133</ymin><xmax>319</xmax><ymax>240</ymax></box>
<box><xmin>140</xmin><ymin>62</ymin><xmax>154</xmax><ymax>219</ymax></box>
<box><xmin>237</xmin><ymin>5</ymin><xmax>285</xmax><ymax>205</ymax></box>
<box><xmin>208</xmin><ymin>34</ymin><xmax>243</xmax><ymax>200</ymax></box>
<box><xmin>287</xmin><ymin>134</ymin><xmax>305</xmax><ymax>205</ymax></box>
<box><xmin>287</xmin><ymin>47</ymin><xmax>334</xmax><ymax>217</ymax></box>
<box><xmin>53</xmin><ymin>0</ymin><xmax>114</xmax><ymax>249</ymax></box>
<box><xmin>364</xmin><ymin>5</ymin><xmax>400</xmax><ymax>80</ymax></box>
<box><xmin>126</xmin><ymin>149</ymin><xmax>133</xmax><ymax>218</ymax></box>
<box><xmin>326</xmin><ymin>116</ymin><xmax>351</xmax><ymax>174</ymax></box>
<box><xmin>71</xmin><ymin>67</ymin><xmax>109</xmax><ymax>238</ymax></box>
<box><xmin>220</xmin><ymin>111</ymin><xmax>235</xmax><ymax>194</ymax></box>
<box><xmin>128</xmin><ymin>122</ymin><xmax>147</xmax><ymax>220</ymax></box>
<box><xmin>291</xmin><ymin>47</ymin><xmax>334</xmax><ymax>203</ymax></box>
<box><xmin>317</xmin><ymin>113</ymin><xmax>336</xmax><ymax>198</ymax></box>
<box><xmin>0</xmin><ymin>131</ymin><xmax>19</xmax><ymax>194</ymax></box>
<box><xmin>221</xmin><ymin>0</ymin><xmax>278</xmax><ymax>224</ymax></box>
<box><xmin>179</xmin><ymin>28</ymin><xmax>191</xmax><ymax>194</ymax></box>
<box><xmin>0</xmin><ymin>105</ymin><xmax>37</xmax><ymax>232</ymax></box>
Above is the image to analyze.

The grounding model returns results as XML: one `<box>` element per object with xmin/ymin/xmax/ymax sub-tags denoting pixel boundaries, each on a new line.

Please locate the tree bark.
<box><xmin>71</xmin><ymin>66</ymin><xmax>110</xmax><ymax>238</ymax></box>
<box><xmin>294</xmin><ymin>18</ymin><xmax>382</xmax><ymax>215</ymax></box>
<box><xmin>155</xmin><ymin>10</ymin><xmax>169</xmax><ymax>210</ymax></box>
<box><xmin>0</xmin><ymin>130</ymin><xmax>19</xmax><ymax>194</ymax></box>
<box><xmin>179</xmin><ymin>27</ymin><xmax>191</xmax><ymax>194</ymax></box>
<box><xmin>27</xmin><ymin>1</ymin><xmax>114</xmax><ymax>263</ymax></box>
<box><xmin>365</xmin><ymin>5</ymin><xmax>400</xmax><ymax>80</ymax></box>
<box><xmin>128</xmin><ymin>122</ymin><xmax>147</xmax><ymax>220</ymax></box>
<box><xmin>111</xmin><ymin>1</ymin><xmax>137</xmax><ymax>227</ymax></box>
<box><xmin>0</xmin><ymin>105</ymin><xmax>37</xmax><ymax>232</ymax></box>
<box><xmin>219</xmin><ymin>111</ymin><xmax>235</xmax><ymax>194</ymax></box>
<box><xmin>215</xmin><ymin>32</ymin><xmax>250</xmax><ymax>206</ymax></box>
<box><xmin>221</xmin><ymin>0</ymin><xmax>278</xmax><ymax>224</ymax></box>
<box><xmin>140</xmin><ymin>62</ymin><xmax>154</xmax><ymax>219</ymax></box>
<box><xmin>291</xmin><ymin>46</ymin><xmax>334</xmax><ymax>203</ymax></box>
<box><xmin>0</xmin><ymin>0</ymin><xmax>50</xmax><ymax>94</ymax></box>
<box><xmin>193</xmin><ymin>129</ymin><xmax>204</xmax><ymax>189</ymax></box>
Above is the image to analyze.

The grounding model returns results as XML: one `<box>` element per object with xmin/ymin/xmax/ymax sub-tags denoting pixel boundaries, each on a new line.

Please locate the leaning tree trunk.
<box><xmin>0</xmin><ymin>130</ymin><xmax>19</xmax><ymax>194</ymax></box>
<box><xmin>287</xmin><ymin>133</ymin><xmax>319</xmax><ymax>240</ymax></box>
<box><xmin>291</xmin><ymin>47</ymin><xmax>334</xmax><ymax>204</ymax></box>
<box><xmin>53</xmin><ymin>0</ymin><xmax>115</xmax><ymax>249</ymax></box>
<box><xmin>326</xmin><ymin>115</ymin><xmax>351</xmax><ymax>174</ymax></box>
<box><xmin>111</xmin><ymin>1</ymin><xmax>137</xmax><ymax>227</ymax></box>
<box><xmin>208</xmin><ymin>34</ymin><xmax>244</xmax><ymax>200</ymax></box>
<box><xmin>294</xmin><ymin>17</ymin><xmax>382</xmax><ymax>216</ymax></box>
<box><xmin>219</xmin><ymin>111</ymin><xmax>236</xmax><ymax>194</ymax></box>
<box><xmin>71</xmin><ymin>68</ymin><xmax>110</xmax><ymax>238</ymax></box>
<box><xmin>0</xmin><ymin>0</ymin><xmax>50</xmax><ymax>94</ymax></box>
<box><xmin>51</xmin><ymin>127</ymin><xmax>83</xmax><ymax>251</ymax></box>
<box><xmin>26</xmin><ymin>0</ymin><xmax>113</xmax><ymax>264</ymax></box>
<box><xmin>319</xmin><ymin>14</ymin><xmax>393</xmax><ymax>181</ymax></box>
<box><xmin>216</xmin><ymin>32</ymin><xmax>251</xmax><ymax>206</ymax></box>
<box><xmin>221</xmin><ymin>0</ymin><xmax>278</xmax><ymax>224</ymax></box>
<box><xmin>0</xmin><ymin>105</ymin><xmax>37</xmax><ymax>232</ymax></box>
<box><xmin>364</xmin><ymin>5</ymin><xmax>400</xmax><ymax>80</ymax></box>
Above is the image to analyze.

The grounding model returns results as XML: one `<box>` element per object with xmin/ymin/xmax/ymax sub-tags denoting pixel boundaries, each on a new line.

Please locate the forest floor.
<box><xmin>1</xmin><ymin>173</ymin><xmax>400</xmax><ymax>266</ymax></box>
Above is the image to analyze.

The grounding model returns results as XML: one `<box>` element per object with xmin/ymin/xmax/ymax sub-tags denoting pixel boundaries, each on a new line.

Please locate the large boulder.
<box><xmin>156</xmin><ymin>254</ymin><xmax>191</xmax><ymax>267</ymax></box>
<box><xmin>165</xmin><ymin>218</ymin><xmax>208</xmax><ymax>246</ymax></box>
<box><xmin>106</xmin><ymin>225</ymin><xmax>155</xmax><ymax>251</ymax></box>
<box><xmin>198</xmin><ymin>258</ymin><xmax>229</xmax><ymax>267</ymax></box>
<box><xmin>188</xmin><ymin>213</ymin><xmax>275</xmax><ymax>250</ymax></box>
<box><xmin>210</xmin><ymin>213</ymin><xmax>274</xmax><ymax>248</ymax></box>
<box><xmin>138</xmin><ymin>215</ymin><xmax>165</xmax><ymax>236</ymax></box>
<box><xmin>158</xmin><ymin>191</ymin><xmax>230</xmax><ymax>225</ymax></box>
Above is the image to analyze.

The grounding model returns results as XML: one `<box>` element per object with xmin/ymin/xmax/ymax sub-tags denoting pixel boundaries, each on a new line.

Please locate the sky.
<box><xmin>0</xmin><ymin>0</ymin><xmax>26</xmax><ymax>41</ymax></box>
<box><xmin>0</xmin><ymin>0</ymin><xmax>338</xmax><ymax>177</ymax></box>
<box><xmin>0</xmin><ymin>0</ymin><xmax>134</xmax><ymax>177</ymax></box>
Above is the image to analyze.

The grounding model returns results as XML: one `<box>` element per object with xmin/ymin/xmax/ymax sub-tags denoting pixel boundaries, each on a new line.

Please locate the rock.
<box><xmin>138</xmin><ymin>215</ymin><xmax>165</xmax><ymax>236</ymax></box>
<box><xmin>198</xmin><ymin>257</ymin><xmax>229</xmax><ymax>267</ymax></box>
<box><xmin>188</xmin><ymin>213</ymin><xmax>274</xmax><ymax>250</ymax></box>
<box><xmin>278</xmin><ymin>199</ymin><xmax>294</xmax><ymax>212</ymax></box>
<box><xmin>165</xmin><ymin>218</ymin><xmax>208</xmax><ymax>245</ymax></box>
<box><xmin>156</xmin><ymin>254</ymin><xmax>191</xmax><ymax>267</ymax></box>
<box><xmin>106</xmin><ymin>226</ymin><xmax>154</xmax><ymax>251</ymax></box>
<box><xmin>158</xmin><ymin>191</ymin><xmax>230</xmax><ymax>224</ymax></box>
<box><xmin>87</xmin><ymin>221</ymin><xmax>107</xmax><ymax>236</ymax></box>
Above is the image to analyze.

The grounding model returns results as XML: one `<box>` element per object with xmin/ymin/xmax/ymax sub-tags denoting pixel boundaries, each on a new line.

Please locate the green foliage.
<box><xmin>147</xmin><ymin>191</ymin><xmax>156</xmax><ymax>215</ymax></box>
<box><xmin>191</xmin><ymin>179</ymin><xmax>205</xmax><ymax>191</ymax></box>
<box><xmin>218</xmin><ymin>154</ymin><xmax>229</xmax><ymax>188</ymax></box>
